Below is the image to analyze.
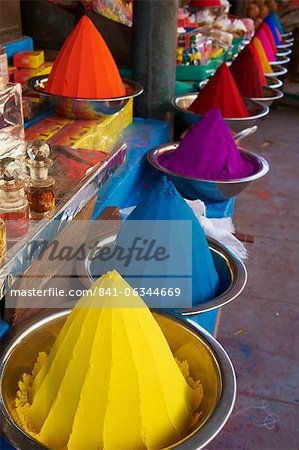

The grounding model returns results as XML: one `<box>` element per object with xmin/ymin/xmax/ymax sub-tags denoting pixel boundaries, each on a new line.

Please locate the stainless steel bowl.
<box><xmin>147</xmin><ymin>143</ymin><xmax>269</xmax><ymax>202</ymax></box>
<box><xmin>270</xmin><ymin>55</ymin><xmax>290</xmax><ymax>66</ymax></box>
<box><xmin>281</xmin><ymin>37</ymin><xmax>294</xmax><ymax>44</ymax></box>
<box><xmin>198</xmin><ymin>82</ymin><xmax>283</xmax><ymax>106</ymax></box>
<box><xmin>75</xmin><ymin>231</ymin><xmax>247</xmax><ymax>315</ymax></box>
<box><xmin>266</xmin><ymin>76</ymin><xmax>283</xmax><ymax>89</ymax></box>
<box><xmin>0</xmin><ymin>310</ymin><xmax>236</xmax><ymax>450</ymax></box>
<box><xmin>276</xmin><ymin>48</ymin><xmax>292</xmax><ymax>57</ymax></box>
<box><xmin>27</xmin><ymin>75</ymin><xmax>143</xmax><ymax>120</ymax></box>
<box><xmin>277</xmin><ymin>41</ymin><xmax>293</xmax><ymax>49</ymax></box>
<box><xmin>264</xmin><ymin>65</ymin><xmax>288</xmax><ymax>77</ymax></box>
<box><xmin>251</xmin><ymin>86</ymin><xmax>283</xmax><ymax>107</ymax></box>
<box><xmin>281</xmin><ymin>32</ymin><xmax>293</xmax><ymax>39</ymax></box>
<box><xmin>172</xmin><ymin>93</ymin><xmax>269</xmax><ymax>132</ymax></box>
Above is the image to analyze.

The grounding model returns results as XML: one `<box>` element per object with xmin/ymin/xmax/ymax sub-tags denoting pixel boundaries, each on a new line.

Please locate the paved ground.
<box><xmin>207</xmin><ymin>103</ymin><xmax>299</xmax><ymax>450</ymax></box>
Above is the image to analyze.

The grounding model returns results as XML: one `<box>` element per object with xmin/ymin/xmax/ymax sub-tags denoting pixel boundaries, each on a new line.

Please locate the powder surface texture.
<box><xmin>268</xmin><ymin>11</ymin><xmax>284</xmax><ymax>35</ymax></box>
<box><xmin>248</xmin><ymin>43</ymin><xmax>267</xmax><ymax>85</ymax></box>
<box><xmin>261</xmin><ymin>22</ymin><xmax>277</xmax><ymax>53</ymax></box>
<box><xmin>252</xmin><ymin>37</ymin><xmax>273</xmax><ymax>73</ymax></box>
<box><xmin>14</xmin><ymin>271</ymin><xmax>203</xmax><ymax>450</ymax></box>
<box><xmin>255</xmin><ymin>28</ymin><xmax>276</xmax><ymax>62</ymax></box>
<box><xmin>264</xmin><ymin>16</ymin><xmax>282</xmax><ymax>45</ymax></box>
<box><xmin>114</xmin><ymin>177</ymin><xmax>220</xmax><ymax>306</ymax></box>
<box><xmin>158</xmin><ymin>109</ymin><xmax>257</xmax><ymax>181</ymax></box>
<box><xmin>230</xmin><ymin>45</ymin><xmax>264</xmax><ymax>98</ymax></box>
<box><xmin>45</xmin><ymin>16</ymin><xmax>125</xmax><ymax>99</ymax></box>
<box><xmin>188</xmin><ymin>63</ymin><xmax>249</xmax><ymax>118</ymax></box>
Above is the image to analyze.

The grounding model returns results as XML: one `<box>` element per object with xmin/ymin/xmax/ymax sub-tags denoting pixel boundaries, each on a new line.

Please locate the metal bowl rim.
<box><xmin>276</xmin><ymin>42</ymin><xmax>293</xmax><ymax>49</ymax></box>
<box><xmin>0</xmin><ymin>310</ymin><xmax>236</xmax><ymax>450</ymax></box>
<box><xmin>265</xmin><ymin>76</ymin><xmax>283</xmax><ymax>89</ymax></box>
<box><xmin>276</xmin><ymin>49</ymin><xmax>292</xmax><ymax>57</ymax></box>
<box><xmin>147</xmin><ymin>143</ymin><xmax>269</xmax><ymax>184</ymax></box>
<box><xmin>172</xmin><ymin>93</ymin><xmax>269</xmax><ymax>121</ymax></box>
<box><xmin>26</xmin><ymin>75</ymin><xmax>144</xmax><ymax>102</ymax></box>
<box><xmin>75</xmin><ymin>230</ymin><xmax>247</xmax><ymax>315</ymax></box>
<box><xmin>270</xmin><ymin>55</ymin><xmax>290</xmax><ymax>66</ymax></box>
<box><xmin>264</xmin><ymin>65</ymin><xmax>288</xmax><ymax>77</ymax></box>
<box><xmin>251</xmin><ymin>86</ymin><xmax>284</xmax><ymax>102</ymax></box>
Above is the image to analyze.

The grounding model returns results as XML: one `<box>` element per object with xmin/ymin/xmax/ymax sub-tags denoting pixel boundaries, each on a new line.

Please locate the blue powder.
<box><xmin>268</xmin><ymin>12</ymin><xmax>284</xmax><ymax>35</ymax></box>
<box><xmin>117</xmin><ymin>177</ymin><xmax>220</xmax><ymax>306</ymax></box>
<box><xmin>265</xmin><ymin>16</ymin><xmax>282</xmax><ymax>46</ymax></box>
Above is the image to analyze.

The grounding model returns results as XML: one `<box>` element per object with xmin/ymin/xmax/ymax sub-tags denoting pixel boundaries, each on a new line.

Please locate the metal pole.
<box><xmin>132</xmin><ymin>0</ymin><xmax>178</xmax><ymax>122</ymax></box>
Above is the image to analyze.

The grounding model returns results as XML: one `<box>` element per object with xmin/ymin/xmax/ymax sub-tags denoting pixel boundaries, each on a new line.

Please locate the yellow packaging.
<box><xmin>13</xmin><ymin>50</ymin><xmax>45</xmax><ymax>69</ymax></box>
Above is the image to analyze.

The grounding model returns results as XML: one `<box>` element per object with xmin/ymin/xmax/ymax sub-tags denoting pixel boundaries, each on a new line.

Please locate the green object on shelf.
<box><xmin>175</xmin><ymin>80</ymin><xmax>197</xmax><ymax>96</ymax></box>
<box><xmin>176</xmin><ymin>59</ymin><xmax>218</xmax><ymax>81</ymax></box>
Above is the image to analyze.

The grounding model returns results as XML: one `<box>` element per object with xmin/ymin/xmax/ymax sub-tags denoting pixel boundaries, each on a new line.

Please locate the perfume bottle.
<box><xmin>25</xmin><ymin>140</ymin><xmax>55</xmax><ymax>219</ymax></box>
<box><xmin>0</xmin><ymin>218</ymin><xmax>6</xmax><ymax>263</ymax></box>
<box><xmin>0</xmin><ymin>157</ymin><xmax>29</xmax><ymax>241</ymax></box>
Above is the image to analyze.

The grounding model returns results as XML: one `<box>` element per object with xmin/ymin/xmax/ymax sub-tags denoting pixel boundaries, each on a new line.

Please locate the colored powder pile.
<box><xmin>230</xmin><ymin>45</ymin><xmax>264</xmax><ymax>98</ymax></box>
<box><xmin>261</xmin><ymin>22</ymin><xmax>277</xmax><ymax>53</ymax></box>
<box><xmin>268</xmin><ymin>11</ymin><xmax>284</xmax><ymax>35</ymax></box>
<box><xmin>252</xmin><ymin>37</ymin><xmax>273</xmax><ymax>74</ymax></box>
<box><xmin>114</xmin><ymin>177</ymin><xmax>220</xmax><ymax>306</ymax></box>
<box><xmin>45</xmin><ymin>16</ymin><xmax>125</xmax><ymax>99</ymax></box>
<box><xmin>188</xmin><ymin>63</ymin><xmax>249</xmax><ymax>118</ymax></box>
<box><xmin>248</xmin><ymin>43</ymin><xmax>267</xmax><ymax>86</ymax></box>
<box><xmin>14</xmin><ymin>271</ymin><xmax>203</xmax><ymax>450</ymax></box>
<box><xmin>255</xmin><ymin>28</ymin><xmax>276</xmax><ymax>62</ymax></box>
<box><xmin>264</xmin><ymin>16</ymin><xmax>282</xmax><ymax>45</ymax></box>
<box><xmin>158</xmin><ymin>109</ymin><xmax>257</xmax><ymax>181</ymax></box>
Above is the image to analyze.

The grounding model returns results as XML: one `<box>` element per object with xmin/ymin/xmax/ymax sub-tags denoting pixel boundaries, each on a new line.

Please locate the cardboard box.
<box><xmin>13</xmin><ymin>50</ymin><xmax>44</xmax><ymax>69</ymax></box>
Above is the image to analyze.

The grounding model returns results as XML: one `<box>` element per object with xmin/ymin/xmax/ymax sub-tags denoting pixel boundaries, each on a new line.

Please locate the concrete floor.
<box><xmin>207</xmin><ymin>103</ymin><xmax>299</xmax><ymax>450</ymax></box>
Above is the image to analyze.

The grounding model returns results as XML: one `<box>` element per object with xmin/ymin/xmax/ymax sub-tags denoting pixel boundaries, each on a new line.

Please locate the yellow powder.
<box><xmin>15</xmin><ymin>271</ymin><xmax>203</xmax><ymax>450</ymax></box>
<box><xmin>252</xmin><ymin>37</ymin><xmax>273</xmax><ymax>74</ymax></box>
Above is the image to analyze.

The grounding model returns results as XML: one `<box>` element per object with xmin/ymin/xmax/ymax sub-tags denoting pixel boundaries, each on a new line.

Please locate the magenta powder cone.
<box><xmin>256</xmin><ymin>28</ymin><xmax>276</xmax><ymax>62</ymax></box>
<box><xmin>158</xmin><ymin>109</ymin><xmax>257</xmax><ymax>181</ymax></box>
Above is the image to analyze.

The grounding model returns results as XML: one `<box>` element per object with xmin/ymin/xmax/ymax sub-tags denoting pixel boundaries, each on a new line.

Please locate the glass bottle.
<box><xmin>25</xmin><ymin>140</ymin><xmax>55</xmax><ymax>219</ymax></box>
<box><xmin>0</xmin><ymin>158</ymin><xmax>29</xmax><ymax>241</ymax></box>
<box><xmin>0</xmin><ymin>46</ymin><xmax>9</xmax><ymax>87</ymax></box>
<box><xmin>0</xmin><ymin>218</ymin><xmax>6</xmax><ymax>263</ymax></box>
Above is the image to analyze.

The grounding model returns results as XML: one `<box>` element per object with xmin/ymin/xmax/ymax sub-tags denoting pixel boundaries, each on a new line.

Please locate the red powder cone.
<box><xmin>45</xmin><ymin>16</ymin><xmax>126</xmax><ymax>99</ymax></box>
<box><xmin>188</xmin><ymin>63</ymin><xmax>249</xmax><ymax>118</ymax></box>
<box><xmin>248</xmin><ymin>43</ymin><xmax>267</xmax><ymax>86</ymax></box>
<box><xmin>261</xmin><ymin>22</ymin><xmax>277</xmax><ymax>53</ymax></box>
<box><xmin>230</xmin><ymin>46</ymin><xmax>264</xmax><ymax>98</ymax></box>
<box><xmin>255</xmin><ymin>28</ymin><xmax>276</xmax><ymax>62</ymax></box>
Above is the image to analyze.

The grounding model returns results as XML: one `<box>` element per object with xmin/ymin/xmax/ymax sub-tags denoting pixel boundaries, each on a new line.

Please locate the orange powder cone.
<box><xmin>248</xmin><ymin>43</ymin><xmax>267</xmax><ymax>85</ymax></box>
<box><xmin>189</xmin><ymin>63</ymin><xmax>249</xmax><ymax>118</ymax></box>
<box><xmin>252</xmin><ymin>37</ymin><xmax>273</xmax><ymax>74</ymax></box>
<box><xmin>45</xmin><ymin>16</ymin><xmax>126</xmax><ymax>99</ymax></box>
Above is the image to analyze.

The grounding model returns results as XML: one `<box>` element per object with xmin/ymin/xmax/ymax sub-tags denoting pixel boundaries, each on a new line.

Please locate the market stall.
<box><xmin>0</xmin><ymin>0</ymin><xmax>296</xmax><ymax>449</ymax></box>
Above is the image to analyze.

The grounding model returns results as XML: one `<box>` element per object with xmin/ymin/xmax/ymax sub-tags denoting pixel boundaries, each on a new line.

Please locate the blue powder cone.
<box><xmin>264</xmin><ymin>16</ymin><xmax>282</xmax><ymax>46</ymax></box>
<box><xmin>113</xmin><ymin>177</ymin><xmax>220</xmax><ymax>307</ymax></box>
<box><xmin>268</xmin><ymin>12</ymin><xmax>284</xmax><ymax>35</ymax></box>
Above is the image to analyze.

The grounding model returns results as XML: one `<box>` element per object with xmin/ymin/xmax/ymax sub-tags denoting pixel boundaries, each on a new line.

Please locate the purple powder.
<box><xmin>158</xmin><ymin>109</ymin><xmax>257</xmax><ymax>180</ymax></box>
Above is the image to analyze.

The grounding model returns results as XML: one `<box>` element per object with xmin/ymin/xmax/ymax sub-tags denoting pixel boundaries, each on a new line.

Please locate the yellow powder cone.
<box><xmin>252</xmin><ymin>37</ymin><xmax>273</xmax><ymax>74</ymax></box>
<box><xmin>15</xmin><ymin>271</ymin><xmax>202</xmax><ymax>450</ymax></box>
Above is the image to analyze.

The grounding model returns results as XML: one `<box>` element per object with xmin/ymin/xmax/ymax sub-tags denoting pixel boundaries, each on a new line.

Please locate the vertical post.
<box><xmin>132</xmin><ymin>0</ymin><xmax>178</xmax><ymax>122</ymax></box>
<box><xmin>229</xmin><ymin>0</ymin><xmax>248</xmax><ymax>17</ymax></box>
